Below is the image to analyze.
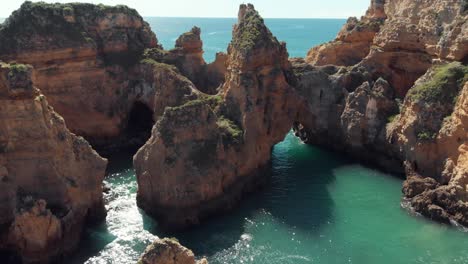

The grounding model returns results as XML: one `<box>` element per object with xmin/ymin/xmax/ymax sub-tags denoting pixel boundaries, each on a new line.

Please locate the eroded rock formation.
<box><xmin>137</xmin><ymin>238</ymin><xmax>207</xmax><ymax>264</ymax></box>
<box><xmin>306</xmin><ymin>0</ymin><xmax>386</xmax><ymax>66</ymax></box>
<box><xmin>0</xmin><ymin>1</ymin><xmax>159</xmax><ymax>150</ymax></box>
<box><xmin>297</xmin><ymin>0</ymin><xmax>468</xmax><ymax>226</ymax></box>
<box><xmin>0</xmin><ymin>62</ymin><xmax>107</xmax><ymax>263</ymax></box>
<box><xmin>133</xmin><ymin>4</ymin><xmax>299</xmax><ymax>229</ymax></box>
<box><xmin>143</xmin><ymin>27</ymin><xmax>227</xmax><ymax>95</ymax></box>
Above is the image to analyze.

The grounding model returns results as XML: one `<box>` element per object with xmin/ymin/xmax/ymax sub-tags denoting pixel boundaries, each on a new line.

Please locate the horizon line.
<box><xmin>0</xmin><ymin>15</ymin><xmax>350</xmax><ymax>20</ymax></box>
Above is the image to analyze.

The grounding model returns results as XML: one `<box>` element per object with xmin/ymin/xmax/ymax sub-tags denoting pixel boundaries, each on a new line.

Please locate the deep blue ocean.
<box><xmin>2</xmin><ymin>16</ymin><xmax>467</xmax><ymax>264</ymax></box>
<box><xmin>147</xmin><ymin>17</ymin><xmax>345</xmax><ymax>62</ymax></box>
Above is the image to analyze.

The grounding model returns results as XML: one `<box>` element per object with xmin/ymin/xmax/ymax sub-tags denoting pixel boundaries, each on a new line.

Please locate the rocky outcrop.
<box><xmin>143</xmin><ymin>27</ymin><xmax>227</xmax><ymax>95</ymax></box>
<box><xmin>0</xmin><ymin>1</ymin><xmax>159</xmax><ymax>150</ymax></box>
<box><xmin>305</xmin><ymin>0</ymin><xmax>386</xmax><ymax>66</ymax></box>
<box><xmin>396</xmin><ymin>63</ymin><xmax>468</xmax><ymax>225</ymax></box>
<box><xmin>307</xmin><ymin>0</ymin><xmax>467</xmax><ymax>97</ymax></box>
<box><xmin>134</xmin><ymin>4</ymin><xmax>298</xmax><ymax>229</ymax></box>
<box><xmin>137</xmin><ymin>238</ymin><xmax>207</xmax><ymax>264</ymax></box>
<box><xmin>297</xmin><ymin>0</ymin><xmax>467</xmax><ymax>226</ymax></box>
<box><xmin>361</xmin><ymin>0</ymin><xmax>467</xmax><ymax>97</ymax></box>
<box><xmin>0</xmin><ymin>62</ymin><xmax>107</xmax><ymax>263</ymax></box>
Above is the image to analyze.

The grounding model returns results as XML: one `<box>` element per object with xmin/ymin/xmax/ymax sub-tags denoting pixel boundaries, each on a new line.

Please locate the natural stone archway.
<box><xmin>134</xmin><ymin>0</ymin><xmax>468</xmax><ymax>230</ymax></box>
<box><xmin>133</xmin><ymin>4</ymin><xmax>300</xmax><ymax>229</ymax></box>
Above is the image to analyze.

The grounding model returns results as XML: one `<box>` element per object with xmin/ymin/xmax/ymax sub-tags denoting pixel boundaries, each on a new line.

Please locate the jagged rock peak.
<box><xmin>365</xmin><ymin>0</ymin><xmax>387</xmax><ymax>19</ymax></box>
<box><xmin>231</xmin><ymin>3</ymin><xmax>278</xmax><ymax>55</ymax></box>
<box><xmin>175</xmin><ymin>26</ymin><xmax>203</xmax><ymax>52</ymax></box>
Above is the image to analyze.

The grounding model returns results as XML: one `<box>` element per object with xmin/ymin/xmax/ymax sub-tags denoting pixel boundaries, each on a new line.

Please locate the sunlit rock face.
<box><xmin>306</xmin><ymin>0</ymin><xmax>386</xmax><ymax>66</ymax></box>
<box><xmin>0</xmin><ymin>2</ymin><xmax>159</xmax><ymax>150</ymax></box>
<box><xmin>394</xmin><ymin>64</ymin><xmax>468</xmax><ymax>225</ymax></box>
<box><xmin>297</xmin><ymin>0</ymin><xmax>468</xmax><ymax>226</ymax></box>
<box><xmin>307</xmin><ymin>0</ymin><xmax>467</xmax><ymax>98</ymax></box>
<box><xmin>142</xmin><ymin>27</ymin><xmax>227</xmax><ymax>95</ymax></box>
<box><xmin>138</xmin><ymin>238</ymin><xmax>208</xmax><ymax>264</ymax></box>
<box><xmin>0</xmin><ymin>62</ymin><xmax>107</xmax><ymax>263</ymax></box>
<box><xmin>133</xmin><ymin>4</ymin><xmax>299</xmax><ymax>229</ymax></box>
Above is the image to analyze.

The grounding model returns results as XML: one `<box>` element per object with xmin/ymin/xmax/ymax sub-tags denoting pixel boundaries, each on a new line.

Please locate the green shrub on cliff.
<box><xmin>417</xmin><ymin>130</ymin><xmax>437</xmax><ymax>141</ymax></box>
<box><xmin>7</xmin><ymin>63</ymin><xmax>28</xmax><ymax>78</ymax></box>
<box><xmin>217</xmin><ymin>116</ymin><xmax>243</xmax><ymax>145</ymax></box>
<box><xmin>232</xmin><ymin>4</ymin><xmax>276</xmax><ymax>52</ymax></box>
<box><xmin>0</xmin><ymin>1</ymin><xmax>141</xmax><ymax>53</ymax></box>
<box><xmin>407</xmin><ymin>62</ymin><xmax>468</xmax><ymax>104</ymax></box>
<box><xmin>140</xmin><ymin>58</ymin><xmax>179</xmax><ymax>73</ymax></box>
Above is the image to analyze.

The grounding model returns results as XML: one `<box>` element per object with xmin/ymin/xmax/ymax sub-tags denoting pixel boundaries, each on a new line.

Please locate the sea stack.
<box><xmin>133</xmin><ymin>4</ymin><xmax>299</xmax><ymax>229</ymax></box>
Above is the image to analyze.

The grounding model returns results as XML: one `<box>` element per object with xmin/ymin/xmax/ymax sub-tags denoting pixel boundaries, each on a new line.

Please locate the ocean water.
<box><xmin>4</xmin><ymin>17</ymin><xmax>468</xmax><ymax>263</ymax></box>
<box><xmin>147</xmin><ymin>17</ymin><xmax>345</xmax><ymax>62</ymax></box>
<box><xmin>73</xmin><ymin>132</ymin><xmax>468</xmax><ymax>264</ymax></box>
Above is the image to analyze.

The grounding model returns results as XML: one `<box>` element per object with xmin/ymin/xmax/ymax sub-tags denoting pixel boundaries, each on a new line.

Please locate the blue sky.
<box><xmin>1</xmin><ymin>0</ymin><xmax>370</xmax><ymax>18</ymax></box>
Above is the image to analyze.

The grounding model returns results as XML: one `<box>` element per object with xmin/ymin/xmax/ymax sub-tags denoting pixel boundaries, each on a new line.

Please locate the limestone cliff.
<box><xmin>137</xmin><ymin>238</ymin><xmax>207</xmax><ymax>264</ymax></box>
<box><xmin>0</xmin><ymin>1</ymin><xmax>159</xmax><ymax>150</ymax></box>
<box><xmin>306</xmin><ymin>0</ymin><xmax>386</xmax><ymax>66</ymax></box>
<box><xmin>396</xmin><ymin>63</ymin><xmax>468</xmax><ymax>225</ymax></box>
<box><xmin>0</xmin><ymin>62</ymin><xmax>107</xmax><ymax>263</ymax></box>
<box><xmin>297</xmin><ymin>0</ymin><xmax>468</xmax><ymax>226</ymax></box>
<box><xmin>133</xmin><ymin>4</ymin><xmax>298</xmax><ymax>229</ymax></box>
<box><xmin>307</xmin><ymin>0</ymin><xmax>467</xmax><ymax>97</ymax></box>
<box><xmin>143</xmin><ymin>27</ymin><xmax>227</xmax><ymax>95</ymax></box>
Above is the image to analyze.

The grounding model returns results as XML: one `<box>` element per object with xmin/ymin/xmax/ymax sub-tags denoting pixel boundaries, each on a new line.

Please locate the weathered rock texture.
<box><xmin>0</xmin><ymin>1</ymin><xmax>159</xmax><ymax>150</ymax></box>
<box><xmin>143</xmin><ymin>27</ymin><xmax>227</xmax><ymax>95</ymax></box>
<box><xmin>306</xmin><ymin>0</ymin><xmax>386</xmax><ymax>66</ymax></box>
<box><xmin>134</xmin><ymin>4</ymin><xmax>298</xmax><ymax>229</ymax></box>
<box><xmin>137</xmin><ymin>238</ymin><xmax>207</xmax><ymax>264</ymax></box>
<box><xmin>0</xmin><ymin>62</ymin><xmax>107</xmax><ymax>263</ymax></box>
<box><xmin>297</xmin><ymin>0</ymin><xmax>468</xmax><ymax>226</ymax></box>
<box><xmin>307</xmin><ymin>0</ymin><xmax>467</xmax><ymax>97</ymax></box>
<box><xmin>396</xmin><ymin>63</ymin><xmax>468</xmax><ymax>225</ymax></box>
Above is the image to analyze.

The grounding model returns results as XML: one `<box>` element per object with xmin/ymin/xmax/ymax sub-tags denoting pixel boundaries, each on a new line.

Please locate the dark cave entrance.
<box><xmin>124</xmin><ymin>101</ymin><xmax>154</xmax><ymax>153</ymax></box>
<box><xmin>462</xmin><ymin>54</ymin><xmax>468</xmax><ymax>65</ymax></box>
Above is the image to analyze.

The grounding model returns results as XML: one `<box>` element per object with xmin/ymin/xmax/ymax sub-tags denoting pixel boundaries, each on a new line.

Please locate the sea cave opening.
<box><xmin>462</xmin><ymin>54</ymin><xmax>468</xmax><ymax>65</ymax></box>
<box><xmin>124</xmin><ymin>101</ymin><xmax>155</xmax><ymax>154</ymax></box>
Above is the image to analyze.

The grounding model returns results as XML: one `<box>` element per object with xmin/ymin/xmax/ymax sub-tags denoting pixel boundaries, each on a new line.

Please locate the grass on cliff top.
<box><xmin>407</xmin><ymin>62</ymin><xmax>468</xmax><ymax>104</ymax></box>
<box><xmin>0</xmin><ymin>1</ymin><xmax>140</xmax><ymax>53</ymax></box>
<box><xmin>231</xmin><ymin>5</ymin><xmax>275</xmax><ymax>52</ymax></box>
<box><xmin>141</xmin><ymin>58</ymin><xmax>179</xmax><ymax>72</ymax></box>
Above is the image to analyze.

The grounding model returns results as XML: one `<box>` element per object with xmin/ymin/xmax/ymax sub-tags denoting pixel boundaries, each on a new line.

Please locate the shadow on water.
<box><xmin>153</xmin><ymin>133</ymin><xmax>350</xmax><ymax>257</ymax></box>
<box><xmin>68</xmin><ymin>132</ymin><xmax>353</xmax><ymax>262</ymax></box>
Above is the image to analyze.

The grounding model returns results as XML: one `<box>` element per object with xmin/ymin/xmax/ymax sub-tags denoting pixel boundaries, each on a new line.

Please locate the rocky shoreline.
<box><xmin>0</xmin><ymin>0</ymin><xmax>466</xmax><ymax>263</ymax></box>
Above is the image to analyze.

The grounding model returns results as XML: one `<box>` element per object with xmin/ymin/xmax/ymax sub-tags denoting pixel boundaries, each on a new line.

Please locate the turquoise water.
<box><xmin>73</xmin><ymin>132</ymin><xmax>468</xmax><ymax>263</ymax></box>
<box><xmin>147</xmin><ymin>17</ymin><xmax>345</xmax><ymax>62</ymax></box>
<box><xmin>2</xmin><ymin>16</ymin><xmax>467</xmax><ymax>263</ymax></box>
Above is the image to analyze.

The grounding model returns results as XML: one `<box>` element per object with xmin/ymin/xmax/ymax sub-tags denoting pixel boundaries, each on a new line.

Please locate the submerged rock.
<box><xmin>138</xmin><ymin>238</ymin><xmax>207</xmax><ymax>264</ymax></box>
<box><xmin>0</xmin><ymin>62</ymin><xmax>107</xmax><ymax>263</ymax></box>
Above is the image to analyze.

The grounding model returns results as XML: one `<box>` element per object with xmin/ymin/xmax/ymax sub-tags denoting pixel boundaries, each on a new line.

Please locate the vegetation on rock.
<box><xmin>408</xmin><ymin>62</ymin><xmax>468</xmax><ymax>104</ymax></box>
<box><xmin>231</xmin><ymin>4</ymin><xmax>276</xmax><ymax>53</ymax></box>
<box><xmin>0</xmin><ymin>1</ymin><xmax>143</xmax><ymax>53</ymax></box>
<box><xmin>217</xmin><ymin>116</ymin><xmax>243</xmax><ymax>145</ymax></box>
